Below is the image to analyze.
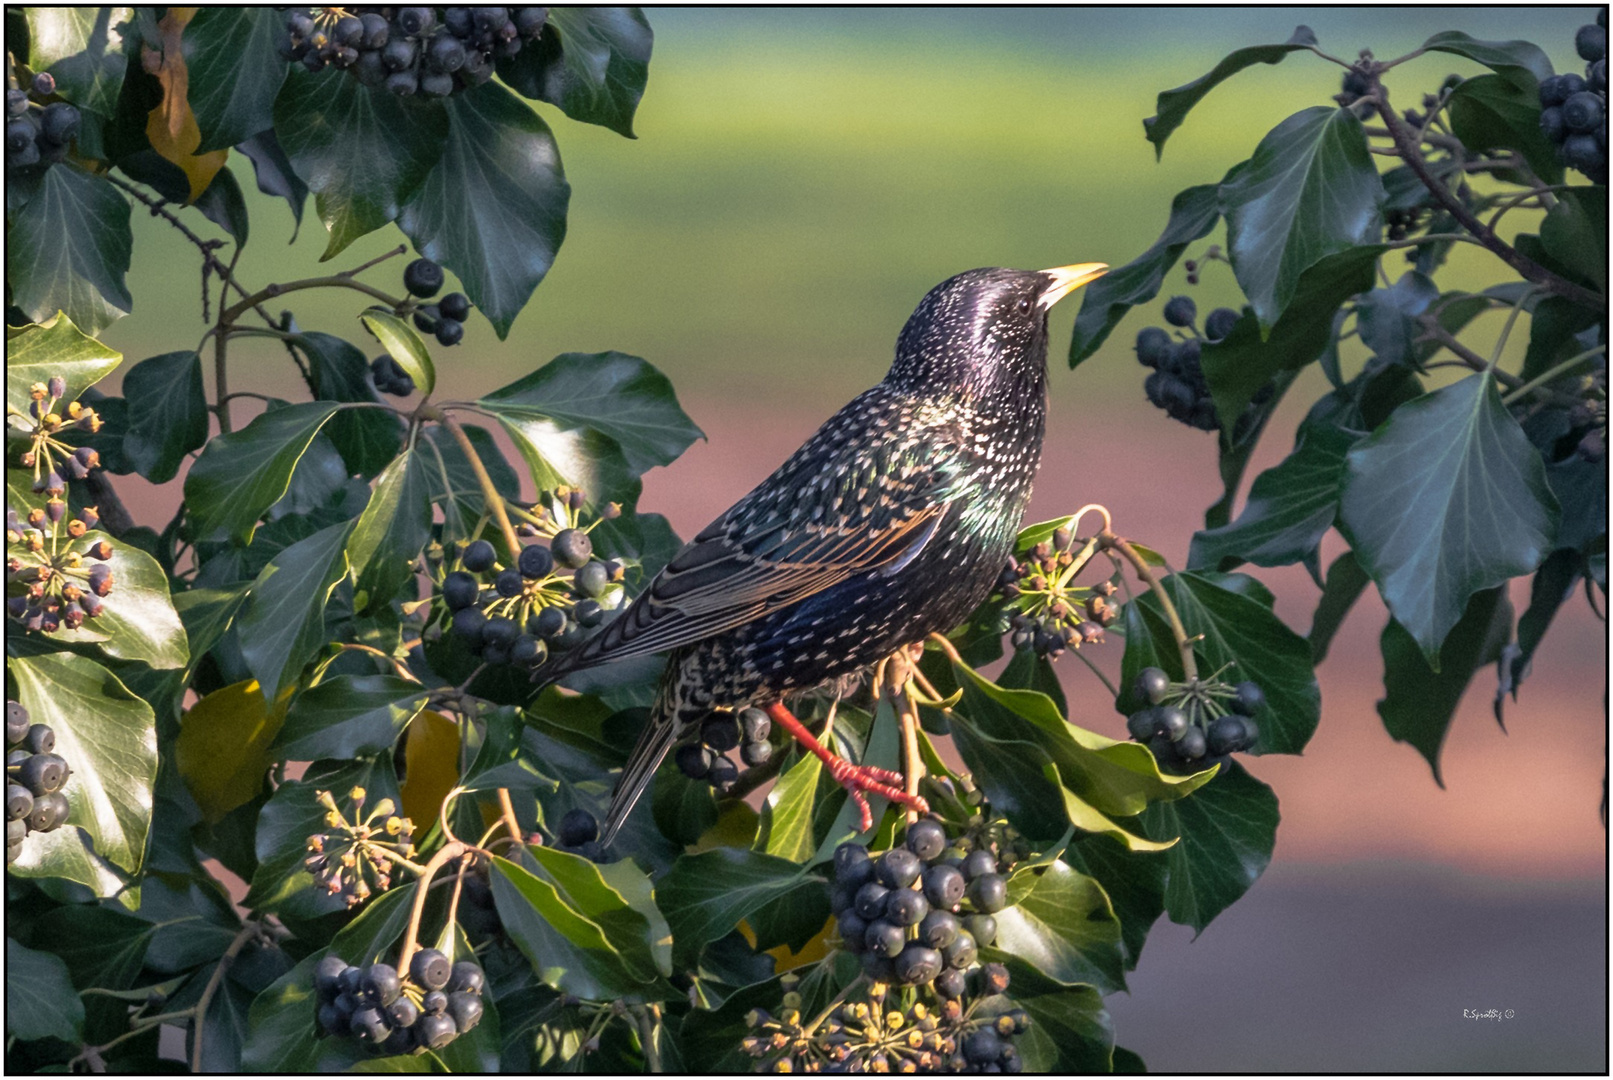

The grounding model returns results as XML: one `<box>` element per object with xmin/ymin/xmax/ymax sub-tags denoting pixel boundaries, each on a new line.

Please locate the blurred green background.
<box><xmin>90</xmin><ymin>7</ymin><xmax>1604</xmax><ymax>1071</ymax></box>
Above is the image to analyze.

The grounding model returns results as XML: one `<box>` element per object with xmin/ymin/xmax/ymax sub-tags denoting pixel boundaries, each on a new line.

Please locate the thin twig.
<box><xmin>431</xmin><ymin>409</ymin><xmax>522</xmax><ymax>555</ymax></box>
<box><xmin>1501</xmin><ymin>346</ymin><xmax>1608</xmax><ymax>406</ymax></box>
<box><xmin>397</xmin><ymin>841</ymin><xmax>468</xmax><ymax>972</ymax></box>
<box><xmin>190</xmin><ymin>923</ymin><xmax>259</xmax><ymax>1072</ymax></box>
<box><xmin>1098</xmin><ymin>532</ymin><xmax>1197</xmax><ymax>681</ymax></box>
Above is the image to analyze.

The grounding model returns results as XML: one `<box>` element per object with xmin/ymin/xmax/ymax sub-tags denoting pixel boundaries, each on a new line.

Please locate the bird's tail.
<box><xmin>599</xmin><ymin>709</ymin><xmax>678</xmax><ymax>848</ymax></box>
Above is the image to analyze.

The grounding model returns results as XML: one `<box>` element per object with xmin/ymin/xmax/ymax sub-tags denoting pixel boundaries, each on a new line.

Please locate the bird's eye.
<box><xmin>1015</xmin><ymin>297</ymin><xmax>1034</xmax><ymax>315</ymax></box>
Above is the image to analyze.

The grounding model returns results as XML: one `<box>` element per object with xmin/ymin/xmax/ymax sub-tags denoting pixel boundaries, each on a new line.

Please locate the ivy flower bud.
<box><xmin>47</xmin><ymin>376</ymin><xmax>65</xmax><ymax>399</ymax></box>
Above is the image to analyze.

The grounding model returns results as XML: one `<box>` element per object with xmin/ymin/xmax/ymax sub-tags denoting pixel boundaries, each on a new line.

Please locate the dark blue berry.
<box><xmin>1204</xmin><ymin>306</ymin><xmax>1239</xmax><ymax>342</ymax></box>
<box><xmin>551</xmin><ymin>528</ymin><xmax>592</xmax><ymax>568</ymax></box>
<box><xmin>558</xmin><ymin>808</ymin><xmax>598</xmax><ymax>846</ymax></box>
<box><xmin>1135</xmin><ymin>666</ymin><xmax>1170</xmax><ymax>704</ymax></box>
<box><xmin>893</xmin><ymin>943</ymin><xmax>943</xmax><ymax>986</ymax></box>
<box><xmin>442</xmin><ymin>571</ymin><xmax>480</xmax><ymax>610</ymax></box>
<box><xmin>675</xmin><ymin>742</ymin><xmax>714</xmax><ymax>779</ymax></box>
<box><xmin>966</xmin><ymin>873</ymin><xmax>1008</xmax><ymax>913</ymax></box>
<box><xmin>461</xmin><ymin>539</ymin><xmax>496</xmax><ymax>572</ymax></box>
<box><xmin>876</xmin><ymin>848</ymin><xmax>922</xmax><ymax>889</ymax></box>
<box><xmin>1577</xmin><ymin>23</ymin><xmax>1606</xmax><ymax>62</ymax></box>
<box><xmin>1208</xmin><ymin>716</ymin><xmax>1249</xmax><ymax>756</ymax></box>
<box><xmin>1230</xmin><ymin>681</ymin><xmax>1264</xmax><ymax>716</ymax></box>
<box><xmin>1163</xmin><ymin>295</ymin><xmax>1196</xmax><ymax>327</ymax></box>
<box><xmin>923</xmin><ymin>864</ymin><xmax>966</xmax><ymax>908</ymax></box>
<box><xmin>1134</xmin><ymin>326</ymin><xmax>1172</xmax><ymax>368</ymax></box>
<box><xmin>435</xmin><ymin>318</ymin><xmax>464</xmax><ymax>346</ymax></box>
<box><xmin>1563</xmin><ymin>90</ymin><xmax>1604</xmax><ymax>132</ymax></box>
<box><xmin>905</xmin><ymin>818</ymin><xmax>947</xmax><ymax>860</ymax></box>
<box><xmin>573</xmin><ymin>561</ymin><xmax>609</xmax><ymax>597</ymax></box>
<box><xmin>439</xmin><ymin>292</ymin><xmax>471</xmax><ymax>321</ymax></box>
<box><xmin>403</xmin><ymin>258</ymin><xmax>443</xmax><ymax>298</ymax></box>
<box><xmin>518</xmin><ymin>544</ymin><xmax>553</xmax><ymax>579</ymax></box>
<box><xmin>409</xmin><ymin>948</ymin><xmax>451</xmax><ymax>991</ymax></box>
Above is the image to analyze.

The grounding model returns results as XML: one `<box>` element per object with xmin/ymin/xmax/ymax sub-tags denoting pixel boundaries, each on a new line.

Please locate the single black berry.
<box><xmin>919</xmin><ymin>909</ymin><xmax>961</xmax><ymax>949</ymax></box>
<box><xmin>1541</xmin><ymin>105</ymin><xmax>1567</xmax><ymax>143</ymax></box>
<box><xmin>1176</xmin><ymin>726</ymin><xmax>1207</xmax><ymax>760</ymax></box>
<box><xmin>1127</xmin><ymin>708</ymin><xmax>1158</xmax><ymax>743</ymax></box>
<box><xmin>1204</xmin><ymin>306</ymin><xmax>1239</xmax><ymax>342</ymax></box>
<box><xmin>1135</xmin><ymin>666</ymin><xmax>1170</xmax><ymax>705</ymax></box>
<box><xmin>1577</xmin><ymin>22</ymin><xmax>1607</xmax><ymax>62</ymax></box>
<box><xmin>315</xmin><ymin>955</ymin><xmax>349</xmax><ymax>1000</ymax></box>
<box><xmin>708</xmin><ymin>756</ymin><xmax>739</xmax><ymax>789</ymax></box>
<box><xmin>572</xmin><ymin>599</ymin><xmax>604</xmax><ymax>628</ymax></box>
<box><xmin>483</xmin><ymin>617</ymin><xmax>519</xmax><ymax>650</ymax></box>
<box><xmin>905</xmin><ymin>818</ymin><xmax>947</xmax><ymax>861</ymax></box>
<box><xmin>960</xmin><ymin>849</ymin><xmax>997</xmax><ymax>881</ymax></box>
<box><xmin>489</xmin><ymin>568</ymin><xmax>521</xmax><ymax>599</ymax></box>
<box><xmin>22</xmin><ymin>724</ymin><xmax>52</xmax><ymax>755</ymax></box>
<box><xmin>442</xmin><ymin>571</ymin><xmax>480</xmax><ymax>611</ymax></box>
<box><xmin>1162</xmin><ymin>295</ymin><xmax>1196</xmax><ymax>327</ymax></box>
<box><xmin>403</xmin><ymin>257</ymin><xmax>444</xmax><ymax>298</ymax></box>
<box><xmin>740</xmin><ymin>740</ymin><xmax>771</xmax><ymax>767</ymax></box>
<box><xmin>964</xmin><ymin>1028</ymin><xmax>1004</xmax><ymax>1065</ymax></box>
<box><xmin>941</xmin><ymin>930</ymin><xmax>978</xmax><ymax>970</ymax></box>
<box><xmin>26</xmin><ymin>792</ymin><xmax>66</xmax><ymax>833</ymax></box>
<box><xmin>32</xmin><ymin>72</ymin><xmax>55</xmax><ymax>96</ymax></box>
<box><xmin>558</xmin><ymin>808</ymin><xmax>599</xmax><ymax>847</ymax></box>
<box><xmin>966</xmin><ymin>873</ymin><xmax>1008</xmax><ymax>913</ymax></box>
<box><xmin>421</xmin><ymin>989</ymin><xmax>448</xmax><ymax>1015</ymax></box>
<box><xmin>739</xmin><ymin>707</ymin><xmax>771</xmax><ymax>743</ymax></box>
<box><xmin>834</xmin><ymin>841</ymin><xmax>873</xmax><ymax>883</ymax></box>
<box><xmin>865</xmin><ymin>919</ymin><xmax>904</xmax><ymax>958</ymax></box>
<box><xmin>387</xmin><ymin>996</ymin><xmax>419</xmax><ymax>1029</ymax></box>
<box><xmin>340</xmin><ymin>965</ymin><xmax>366</xmax><ymax>997</ymax></box>
<box><xmin>396</xmin><ymin>7</ymin><xmax>435</xmax><ymax>36</ymax></box>
<box><xmin>7</xmin><ymin>783</ymin><xmax>34</xmax><ymax>822</ymax></box>
<box><xmin>510</xmin><ymin>635</ymin><xmax>545</xmax><ymax>666</ymax></box>
<box><xmin>894</xmin><ymin>943</ymin><xmax>943</xmax><ymax>986</ymax></box>
<box><xmin>410</xmin><ymin>948</ymin><xmax>451</xmax><ymax>991</ymax></box>
<box><xmin>447</xmin><ymin>990</ymin><xmax>483</xmax><ymax>1033</ymax></box>
<box><xmin>532</xmin><ymin>605</ymin><xmax>567</xmax><ymax>639</ymax></box>
<box><xmin>700</xmin><ymin>713</ymin><xmax>741</xmax><ymax>751</ymax></box>
<box><xmin>979</xmin><ymin>961</ymin><xmax>1011</xmax><ymax>995</ymax></box>
<box><xmin>573</xmin><ymin>561</ymin><xmax>609</xmax><ymax>598</ymax></box>
<box><xmin>551</xmin><ymin>528</ymin><xmax>593</xmax><ymax>568</ymax></box>
<box><xmin>461</xmin><ymin>539</ymin><xmax>496</xmax><ymax>572</ymax></box>
<box><xmin>1134</xmin><ymin>326</ymin><xmax>1172</xmax><ymax>368</ymax></box>
<box><xmin>674</xmin><ymin>742</ymin><xmax>714</xmax><ymax>779</ymax></box>
<box><xmin>934</xmin><ymin>967</ymin><xmax>966</xmax><ymax>1000</ymax></box>
<box><xmin>349</xmin><ymin>1004</ymin><xmax>390</xmax><ymax>1045</ymax></box>
<box><xmin>886</xmin><ymin>888</ymin><xmax>929</xmax><ymax>927</ymax></box>
<box><xmin>963</xmin><ymin>912</ymin><xmax>998</xmax><ymax>947</ymax></box>
<box><xmin>1155</xmin><ymin>705</ymin><xmax>1188</xmax><ymax>742</ymax></box>
<box><xmin>416</xmin><ymin>1012</ymin><xmax>456</xmax><ymax>1049</ymax></box>
<box><xmin>1208</xmin><ymin>716</ymin><xmax>1249</xmax><ymax>756</ymax></box>
<box><xmin>16</xmin><ymin>754</ymin><xmax>66</xmax><ymax>795</ymax></box>
<box><xmin>38</xmin><ymin>102</ymin><xmax>79</xmax><ymax>145</ymax></box>
<box><xmin>876</xmin><ymin>848</ymin><xmax>923</xmax><ymax>889</ymax></box>
<box><xmin>518</xmin><ymin>544</ymin><xmax>554</xmax><ymax>579</ymax></box>
<box><xmin>1561</xmin><ymin>133</ymin><xmax>1603</xmax><ymax>173</ymax></box>
<box><xmin>837</xmin><ymin>909</ymin><xmax>869</xmax><ymax>952</ymax></box>
<box><xmin>435</xmin><ymin>318</ymin><xmax>464</xmax><ymax>346</ymax></box>
<box><xmin>922</xmin><ymin>864</ymin><xmax>966</xmax><ymax>909</ymax></box>
<box><xmin>1229</xmin><ymin>681</ymin><xmax>1264</xmax><ymax>716</ymax></box>
<box><xmin>854</xmin><ymin>881</ymin><xmax>891</xmax><ymax>920</ymax></box>
<box><xmin>6</xmin><ymin>702</ymin><xmax>29</xmax><ymax>745</ymax></box>
<box><xmin>1564</xmin><ymin>90</ymin><xmax>1605</xmax><ymax>133</ymax></box>
<box><xmin>361</xmin><ymin>963</ymin><xmax>402</xmax><ymax>1007</ymax></box>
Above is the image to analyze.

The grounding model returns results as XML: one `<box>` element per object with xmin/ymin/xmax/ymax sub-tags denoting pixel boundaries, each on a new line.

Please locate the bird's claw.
<box><xmin>826</xmin><ymin>757</ymin><xmax>929</xmax><ymax>832</ymax></box>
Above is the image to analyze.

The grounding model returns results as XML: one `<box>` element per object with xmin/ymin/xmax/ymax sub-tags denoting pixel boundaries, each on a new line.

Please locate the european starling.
<box><xmin>539</xmin><ymin>263</ymin><xmax>1108</xmax><ymax>845</ymax></box>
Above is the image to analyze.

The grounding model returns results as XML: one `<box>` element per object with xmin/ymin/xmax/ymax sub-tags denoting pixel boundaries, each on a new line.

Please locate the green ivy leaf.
<box><xmin>5</xmin><ymin>311</ymin><xmax>122</xmax><ymax>412</ymax></box>
<box><xmin>418</xmin><ymin>422</ymin><xmax>522</xmax><ymax>534</ymax></box>
<box><xmin>30</xmin><ymin>903</ymin><xmax>152</xmax><ymax>1041</ymax></box>
<box><xmin>236</xmin><ymin>520</ymin><xmax>353</xmax><ymax>702</ymax></box>
<box><xmin>194</xmin><ymin>163</ymin><xmax>251</xmax><ymax>243</ymax></box>
<box><xmin>1139</xmin><ymin>759</ymin><xmax>1278</xmax><ymax>934</ymax></box>
<box><xmin>527</xmin><ymin>845</ymin><xmax>673</xmax><ymax>982</ymax></box>
<box><xmin>1379</xmin><ymin>586</ymin><xmax>1512</xmax><ymax>784</ymax></box>
<box><xmin>983</xmin><ymin>956</ymin><xmax>1115</xmax><ymax>1072</ymax></box>
<box><xmin>397</xmin><ymin>81</ymin><xmax>571</xmax><ymax>339</ymax></box>
<box><xmin>1521</xmin><ymin>295</ymin><xmax>1602</xmax><ymax>383</ymax></box>
<box><xmin>182</xmin><ymin>6</ymin><xmax>286</xmax><ymax>152</ymax></box>
<box><xmin>346</xmin><ymin>448</ymin><xmax>433</xmax><ymax>610</ymax></box>
<box><xmin>478</xmin><ymin>393</ymin><xmax>638</xmax><ymax>512</ymax></box>
<box><xmin>1142</xmin><ymin>26</ymin><xmax>1318</xmax><ymax>158</ymax></box>
<box><xmin>39</xmin><ymin>529</ymin><xmax>188</xmax><ymax>670</ymax></box>
<box><xmin>1537</xmin><ymin>187</ymin><xmax>1607</xmax><ymax>294</ymax></box>
<box><xmin>1497</xmin><ymin>548</ymin><xmax>1582</xmax><ymax>722</ymax></box>
<box><xmin>274</xmin><ymin>675</ymin><xmax>428</xmax><ymax>760</ymax></box>
<box><xmin>8</xmin><ymin>650</ymin><xmax>158</xmax><ymax>879</ymax></box>
<box><xmin>490</xmin><ymin>853</ymin><xmax>649</xmax><ymax>1000</ymax></box>
<box><xmin>1066</xmin><ymin>184</ymin><xmax>1219</xmax><ymax>367</ymax></box>
<box><xmin>184</xmin><ymin>401</ymin><xmax>342</xmax><ymax>544</ymax></box>
<box><xmin>991</xmin><ymin>860</ymin><xmax>1125</xmax><ymax>993</ymax></box>
<box><xmin>24</xmin><ymin>7</ymin><xmax>131</xmax><ymax>117</ymax></box>
<box><xmin>272</xmin><ymin>67</ymin><xmax>448</xmax><ymax>260</ymax></box>
<box><xmin>481</xmin><ymin>352</ymin><xmax>703</xmax><ymax>477</ymax></box>
<box><xmin>360</xmin><ymin>311</ymin><xmax>436</xmax><ymax>398</ymax></box>
<box><xmin>1419</xmin><ymin>30</ymin><xmax>1555</xmax><ymax>93</ymax></box>
<box><xmin>5</xmin><ymin>939</ymin><xmax>86</xmax><ymax>1043</ymax></box>
<box><xmin>1062</xmin><ymin>834</ymin><xmax>1167</xmax><ymax>971</ymax></box>
<box><xmin>1308</xmin><ymin>549</ymin><xmax>1371</xmax><ymax>664</ymax></box>
<box><xmin>496</xmin><ymin>7</ymin><xmax>653</xmax><ymax>137</ymax></box>
<box><xmin>119</xmin><ymin>350</ymin><xmax>208</xmax><ymax>484</ymax></box>
<box><xmin>1339</xmin><ymin>371</ymin><xmax>1558</xmax><ymax>665</ymax></box>
<box><xmin>291</xmin><ymin>331</ymin><xmax>403</xmax><ymax>479</ymax></box>
<box><xmin>235</xmin><ymin>130</ymin><xmax>307</xmax><ymax>232</ymax></box>
<box><xmin>657</xmin><ymin>848</ymin><xmax>814</xmax><ymax>969</ymax></box>
<box><xmin>1219</xmin><ymin>107</ymin><xmax>1384</xmax><ymax>328</ymax></box>
<box><xmin>1355</xmin><ymin>270</ymin><xmax>1441</xmax><ymax>368</ymax></box>
<box><xmin>1188</xmin><ymin>421</ymin><xmax>1355</xmax><ymax>578</ymax></box>
<box><xmin>7</xmin><ymin>166</ymin><xmax>134</xmax><ymax>334</ymax></box>
<box><xmin>1447</xmin><ymin>74</ymin><xmax>1564</xmax><ymax>188</ymax></box>
<box><xmin>1200</xmin><ymin>245</ymin><xmax>1385</xmax><ymax>427</ymax></box>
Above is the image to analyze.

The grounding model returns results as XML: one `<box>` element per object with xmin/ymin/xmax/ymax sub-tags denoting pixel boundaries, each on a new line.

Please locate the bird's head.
<box><xmin>886</xmin><ymin>264</ymin><xmax>1107</xmax><ymax>398</ymax></box>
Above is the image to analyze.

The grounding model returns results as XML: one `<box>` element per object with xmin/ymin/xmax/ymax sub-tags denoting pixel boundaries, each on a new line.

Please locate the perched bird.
<box><xmin>539</xmin><ymin>263</ymin><xmax>1107</xmax><ymax>845</ymax></box>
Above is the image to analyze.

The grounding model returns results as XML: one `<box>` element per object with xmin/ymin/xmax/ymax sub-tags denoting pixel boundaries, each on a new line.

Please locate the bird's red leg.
<box><xmin>763</xmin><ymin>702</ymin><xmax>928</xmax><ymax>831</ymax></box>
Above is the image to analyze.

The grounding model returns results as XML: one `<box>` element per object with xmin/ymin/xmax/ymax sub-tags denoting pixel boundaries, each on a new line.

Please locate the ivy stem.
<box><xmin>803</xmin><ymin>975</ymin><xmax>867</xmax><ymax>1037</ymax></box>
<box><xmin>1367</xmin><ymin>79</ymin><xmax>1604</xmax><ymax>311</ymax></box>
<box><xmin>426</xmin><ymin>407</ymin><xmax>521</xmax><ymax>555</ymax></box>
<box><xmin>397</xmin><ymin>840</ymin><xmax>469</xmax><ymax>973</ymax></box>
<box><xmin>189</xmin><ymin>922</ymin><xmax>260</xmax><ymax>1072</ymax></box>
<box><xmin>1415</xmin><ymin>313</ymin><xmax>1527</xmax><ymax>389</ymax></box>
<box><xmin>1501</xmin><ymin>346</ymin><xmax>1608</xmax><ymax>406</ymax></box>
<box><xmin>496</xmin><ymin>788</ymin><xmax>524</xmax><ymax>846</ymax></box>
<box><xmin>631</xmin><ymin>1004</ymin><xmax>663</xmax><ymax>1073</ymax></box>
<box><xmin>219</xmin><ymin>276</ymin><xmax>409</xmax><ymax>327</ymax></box>
<box><xmin>1486</xmin><ymin>183</ymin><xmax>1578</xmax><ymax>231</ymax></box>
<box><xmin>1487</xmin><ymin>286</ymin><xmax>1540</xmax><ymax>370</ymax></box>
<box><xmin>1098</xmin><ymin>531</ymin><xmax>1197</xmax><ymax>682</ymax></box>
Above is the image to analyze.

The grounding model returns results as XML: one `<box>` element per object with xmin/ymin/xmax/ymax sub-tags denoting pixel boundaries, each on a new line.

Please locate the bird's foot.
<box><xmin>763</xmin><ymin>702</ymin><xmax>928</xmax><ymax>831</ymax></box>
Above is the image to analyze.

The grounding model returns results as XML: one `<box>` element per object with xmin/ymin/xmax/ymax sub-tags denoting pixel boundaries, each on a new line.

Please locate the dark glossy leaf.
<box><xmin>182</xmin><ymin>6</ymin><xmax>285</xmax><ymax>152</ymax></box>
<box><xmin>7</xmin><ymin>164</ymin><xmax>134</xmax><ymax>334</ymax></box>
<box><xmin>236</xmin><ymin>520</ymin><xmax>353</xmax><ymax>702</ymax></box>
<box><xmin>1497</xmin><ymin>548</ymin><xmax>1581</xmax><ymax>723</ymax></box>
<box><xmin>1200</xmin><ymin>245</ymin><xmax>1384</xmax><ymax>427</ymax></box>
<box><xmin>1309</xmin><ymin>549</ymin><xmax>1371</xmax><ymax>664</ymax></box>
<box><xmin>275</xmin><ymin>675</ymin><xmax>428</xmax><ymax>760</ymax></box>
<box><xmin>419</xmin><ymin>422</ymin><xmax>521</xmax><ymax>535</ymax></box>
<box><xmin>992</xmin><ymin>860</ymin><xmax>1125</xmax><ymax>993</ymax></box>
<box><xmin>184</xmin><ymin>401</ymin><xmax>342</xmax><ymax>543</ymax></box>
<box><xmin>1063</xmin><ymin>833</ymin><xmax>1167</xmax><ymax>971</ymax></box>
<box><xmin>1521</xmin><ymin>295</ymin><xmax>1602</xmax><ymax>383</ymax></box>
<box><xmin>5</xmin><ymin>311</ymin><xmax>122</xmax><ymax>411</ymax></box>
<box><xmin>1127</xmin><ymin>572</ymin><xmax>1321</xmax><ymax>754</ymax></box>
<box><xmin>193</xmin><ymin>164</ymin><xmax>250</xmax><ymax>242</ymax></box>
<box><xmin>273</xmin><ymin>67</ymin><xmax>448</xmax><ymax>259</ymax></box>
<box><xmin>1189</xmin><ymin>421</ymin><xmax>1355</xmax><ymax>576</ymax></box>
<box><xmin>478</xmin><ymin>400</ymin><xmax>637</xmax><ymax>513</ymax></box>
<box><xmin>1419</xmin><ymin>30</ymin><xmax>1554</xmax><ymax>93</ymax></box>
<box><xmin>1447</xmin><ymin>74</ymin><xmax>1564</xmax><ymax>188</ymax></box>
<box><xmin>1545</xmin><ymin>455</ymin><xmax>1606</xmax><ymax>554</ymax></box>
<box><xmin>997</xmin><ymin>646</ymin><xmax>1067</xmax><ymax>716</ymax></box>
<box><xmin>481</xmin><ymin>351</ymin><xmax>703</xmax><ymax>476</ymax></box>
<box><xmin>1067</xmin><ymin>185</ymin><xmax>1219</xmax><ymax>366</ymax></box>
<box><xmin>490</xmin><ymin>854</ymin><xmax>647</xmax><ymax>999</ymax></box>
<box><xmin>25</xmin><ymin>6</ymin><xmax>130</xmax><ymax>116</ymax></box>
<box><xmin>292</xmin><ymin>331</ymin><xmax>403</xmax><ymax>479</ymax></box>
<box><xmin>528</xmin><ymin>844</ymin><xmax>673</xmax><ymax>982</ymax></box>
<box><xmin>235</xmin><ymin>129</ymin><xmax>306</xmax><ymax>231</ymax></box>
<box><xmin>657</xmin><ymin>848</ymin><xmax>813</xmax><ymax>969</ymax></box>
<box><xmin>347</xmin><ymin>448</ymin><xmax>433</xmax><ymax>610</ymax></box>
<box><xmin>1356</xmin><ymin>270</ymin><xmax>1440</xmax><ymax>368</ymax></box>
<box><xmin>1538</xmin><ymin>187</ymin><xmax>1607</xmax><ymax>294</ymax></box>
<box><xmin>1139</xmin><ymin>759</ymin><xmax>1278</xmax><ymax>933</ymax></box>
<box><xmin>8</xmin><ymin>650</ymin><xmax>158</xmax><ymax>879</ymax></box>
<box><xmin>1339</xmin><ymin>371</ymin><xmax>1558</xmax><ymax>665</ymax></box>
<box><xmin>45</xmin><ymin>529</ymin><xmax>188</xmax><ymax>670</ymax></box>
<box><xmin>496</xmin><ymin>6</ymin><xmax>653</xmax><ymax>137</ymax></box>
<box><xmin>1142</xmin><ymin>26</ymin><xmax>1318</xmax><ymax>158</ymax></box>
<box><xmin>30</xmin><ymin>903</ymin><xmax>151</xmax><ymax>1042</ymax></box>
<box><xmin>361</xmin><ymin>311</ymin><xmax>435</xmax><ymax>398</ymax></box>
<box><xmin>984</xmin><ymin>955</ymin><xmax>1115</xmax><ymax>1072</ymax></box>
<box><xmin>6</xmin><ymin>939</ymin><xmax>85</xmax><ymax>1043</ymax></box>
<box><xmin>397</xmin><ymin>80</ymin><xmax>570</xmax><ymax>339</ymax></box>
<box><xmin>1219</xmin><ymin>106</ymin><xmax>1384</xmax><ymax>328</ymax></box>
<box><xmin>1379</xmin><ymin>586</ymin><xmax>1512</xmax><ymax>785</ymax></box>
<box><xmin>120</xmin><ymin>350</ymin><xmax>207</xmax><ymax>483</ymax></box>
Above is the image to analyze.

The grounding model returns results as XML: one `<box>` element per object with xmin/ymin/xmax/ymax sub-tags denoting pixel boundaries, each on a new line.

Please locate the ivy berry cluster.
<box><xmin>1134</xmin><ymin>295</ymin><xmax>1268</xmax><ymax>433</ymax></box>
<box><xmin>1537</xmin><ymin>11</ymin><xmax>1608</xmax><ymax>183</ymax></box>
<box><xmin>437</xmin><ymin>494</ymin><xmax>624</xmax><ymax>669</ymax></box>
<box><xmin>6</xmin><ymin>700</ymin><xmax>72</xmax><ymax>863</ymax></box>
<box><xmin>314</xmin><ymin>949</ymin><xmax>485</xmax><ymax>1054</ymax></box>
<box><xmin>404</xmin><ymin>257</ymin><xmax>474</xmax><ymax>347</ymax></box>
<box><xmin>742</xmin><ymin>966</ymin><xmax>1028</xmax><ymax>1073</ymax></box>
<box><xmin>1125</xmin><ymin>666</ymin><xmax>1263</xmax><ymax>775</ymax></box>
<box><xmin>277</xmin><ymin>6</ymin><xmax>550</xmax><ymax>99</ymax></box>
<box><xmin>5</xmin><ymin>71</ymin><xmax>79</xmax><ymax>172</ymax></box>
<box><xmin>673</xmin><ymin>706</ymin><xmax>774</xmax><ymax>794</ymax></box>
<box><xmin>831</xmin><ymin>820</ymin><xmax>1016</xmax><ymax>993</ymax></box>
<box><xmin>303</xmin><ymin>788</ymin><xmax>417</xmax><ymax>908</ymax></box>
<box><xmin>7</xmin><ymin>504</ymin><xmax>115</xmax><ymax>635</ymax></box>
<box><xmin>997</xmin><ymin>526</ymin><xmax>1115</xmax><ymax>660</ymax></box>
<box><xmin>13</xmin><ymin>376</ymin><xmax>105</xmax><ymax>492</ymax></box>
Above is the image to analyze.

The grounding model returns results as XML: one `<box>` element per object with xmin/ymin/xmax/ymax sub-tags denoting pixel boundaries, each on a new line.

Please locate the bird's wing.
<box><xmin>555</xmin><ymin>400</ymin><xmax>958</xmax><ymax>673</ymax></box>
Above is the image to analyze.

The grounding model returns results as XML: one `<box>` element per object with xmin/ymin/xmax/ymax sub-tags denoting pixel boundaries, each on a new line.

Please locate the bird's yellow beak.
<box><xmin>1037</xmin><ymin>262</ymin><xmax>1109</xmax><ymax>309</ymax></box>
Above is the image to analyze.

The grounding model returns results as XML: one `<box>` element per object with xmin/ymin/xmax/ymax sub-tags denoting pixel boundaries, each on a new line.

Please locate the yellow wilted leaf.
<box><xmin>177</xmin><ymin>679</ymin><xmax>289</xmax><ymax>823</ymax></box>
<box><xmin>400</xmin><ymin>710</ymin><xmax>461</xmax><ymax>830</ymax></box>
<box><xmin>767</xmin><ymin>915</ymin><xmax>836</xmax><ymax>971</ymax></box>
<box><xmin>143</xmin><ymin>7</ymin><xmax>226</xmax><ymax>201</ymax></box>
